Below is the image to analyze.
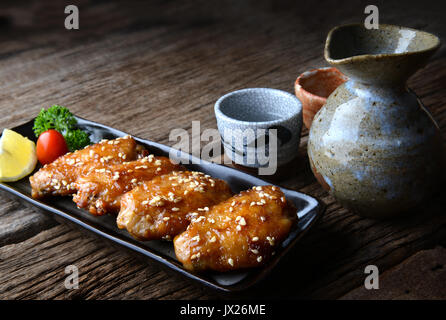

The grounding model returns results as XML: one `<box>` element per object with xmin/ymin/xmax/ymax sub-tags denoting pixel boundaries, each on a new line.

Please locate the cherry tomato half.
<box><xmin>36</xmin><ymin>129</ymin><xmax>69</xmax><ymax>165</ymax></box>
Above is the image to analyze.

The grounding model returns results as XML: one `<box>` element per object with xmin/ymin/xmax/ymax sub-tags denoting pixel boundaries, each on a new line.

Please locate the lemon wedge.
<box><xmin>0</xmin><ymin>129</ymin><xmax>37</xmax><ymax>182</ymax></box>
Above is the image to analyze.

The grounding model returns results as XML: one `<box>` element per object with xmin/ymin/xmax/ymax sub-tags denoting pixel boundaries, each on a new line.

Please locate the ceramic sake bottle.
<box><xmin>308</xmin><ymin>24</ymin><xmax>444</xmax><ymax>218</ymax></box>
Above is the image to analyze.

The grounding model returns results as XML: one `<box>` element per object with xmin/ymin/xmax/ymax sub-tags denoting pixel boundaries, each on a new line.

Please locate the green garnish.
<box><xmin>64</xmin><ymin>129</ymin><xmax>91</xmax><ymax>151</ymax></box>
<box><xmin>33</xmin><ymin>105</ymin><xmax>91</xmax><ymax>151</ymax></box>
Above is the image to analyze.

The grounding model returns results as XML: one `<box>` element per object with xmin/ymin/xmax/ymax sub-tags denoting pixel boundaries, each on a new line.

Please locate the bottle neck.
<box><xmin>345</xmin><ymin>80</ymin><xmax>410</xmax><ymax>103</ymax></box>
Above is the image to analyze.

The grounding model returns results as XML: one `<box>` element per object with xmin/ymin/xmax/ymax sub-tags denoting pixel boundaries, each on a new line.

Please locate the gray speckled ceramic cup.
<box><xmin>215</xmin><ymin>88</ymin><xmax>302</xmax><ymax>174</ymax></box>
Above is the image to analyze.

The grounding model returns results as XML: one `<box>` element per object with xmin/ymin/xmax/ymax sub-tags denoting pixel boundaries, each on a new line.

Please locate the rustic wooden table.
<box><xmin>0</xmin><ymin>0</ymin><xmax>445</xmax><ymax>300</ymax></box>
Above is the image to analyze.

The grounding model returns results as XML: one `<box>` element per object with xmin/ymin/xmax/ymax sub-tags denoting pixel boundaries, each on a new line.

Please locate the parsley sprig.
<box><xmin>33</xmin><ymin>105</ymin><xmax>91</xmax><ymax>151</ymax></box>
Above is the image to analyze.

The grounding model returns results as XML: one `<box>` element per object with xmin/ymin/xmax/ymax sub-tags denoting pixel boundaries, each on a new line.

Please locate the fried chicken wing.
<box><xmin>117</xmin><ymin>171</ymin><xmax>233</xmax><ymax>241</ymax></box>
<box><xmin>29</xmin><ymin>136</ymin><xmax>139</xmax><ymax>199</ymax></box>
<box><xmin>73</xmin><ymin>155</ymin><xmax>183</xmax><ymax>215</ymax></box>
<box><xmin>173</xmin><ymin>185</ymin><xmax>296</xmax><ymax>272</ymax></box>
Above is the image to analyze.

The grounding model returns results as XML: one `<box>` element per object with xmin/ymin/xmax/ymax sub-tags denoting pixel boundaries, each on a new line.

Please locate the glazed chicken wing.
<box><xmin>73</xmin><ymin>155</ymin><xmax>183</xmax><ymax>215</ymax></box>
<box><xmin>30</xmin><ymin>136</ymin><xmax>140</xmax><ymax>199</ymax></box>
<box><xmin>174</xmin><ymin>185</ymin><xmax>296</xmax><ymax>272</ymax></box>
<box><xmin>117</xmin><ymin>171</ymin><xmax>233</xmax><ymax>241</ymax></box>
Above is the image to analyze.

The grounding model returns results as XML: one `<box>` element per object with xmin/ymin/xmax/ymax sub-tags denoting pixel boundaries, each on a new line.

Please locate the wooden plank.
<box><xmin>0</xmin><ymin>224</ymin><xmax>214</xmax><ymax>299</ymax></box>
<box><xmin>0</xmin><ymin>195</ymin><xmax>56</xmax><ymax>247</ymax></box>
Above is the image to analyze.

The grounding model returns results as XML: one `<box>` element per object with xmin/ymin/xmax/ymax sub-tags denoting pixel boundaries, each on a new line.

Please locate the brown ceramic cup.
<box><xmin>295</xmin><ymin>67</ymin><xmax>347</xmax><ymax>129</ymax></box>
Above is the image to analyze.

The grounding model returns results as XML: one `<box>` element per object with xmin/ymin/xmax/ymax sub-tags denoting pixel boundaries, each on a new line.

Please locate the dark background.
<box><xmin>1</xmin><ymin>0</ymin><xmax>445</xmax><ymax>56</ymax></box>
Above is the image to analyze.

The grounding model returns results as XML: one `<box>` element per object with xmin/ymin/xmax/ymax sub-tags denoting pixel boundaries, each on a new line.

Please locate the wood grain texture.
<box><xmin>0</xmin><ymin>0</ymin><xmax>445</xmax><ymax>299</ymax></box>
<box><xmin>340</xmin><ymin>247</ymin><xmax>446</xmax><ymax>299</ymax></box>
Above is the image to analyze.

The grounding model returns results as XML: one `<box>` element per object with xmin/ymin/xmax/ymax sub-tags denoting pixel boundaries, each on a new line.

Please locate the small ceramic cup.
<box><xmin>295</xmin><ymin>67</ymin><xmax>347</xmax><ymax>129</ymax></box>
<box><xmin>214</xmin><ymin>88</ymin><xmax>302</xmax><ymax>175</ymax></box>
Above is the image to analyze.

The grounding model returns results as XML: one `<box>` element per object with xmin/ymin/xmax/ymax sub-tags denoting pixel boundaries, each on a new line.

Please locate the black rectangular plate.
<box><xmin>0</xmin><ymin>116</ymin><xmax>325</xmax><ymax>292</ymax></box>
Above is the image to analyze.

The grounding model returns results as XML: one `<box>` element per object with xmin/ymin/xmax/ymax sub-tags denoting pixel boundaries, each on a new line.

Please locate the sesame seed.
<box><xmin>250</xmin><ymin>249</ymin><xmax>259</xmax><ymax>254</ymax></box>
<box><xmin>257</xmin><ymin>256</ymin><xmax>263</xmax><ymax>263</ymax></box>
<box><xmin>209</xmin><ymin>236</ymin><xmax>217</xmax><ymax>243</ymax></box>
<box><xmin>131</xmin><ymin>178</ymin><xmax>137</xmax><ymax>183</ymax></box>
<box><xmin>192</xmin><ymin>235</ymin><xmax>200</xmax><ymax>242</ymax></box>
<box><xmin>228</xmin><ymin>258</ymin><xmax>234</xmax><ymax>266</ymax></box>
<box><xmin>172</xmin><ymin>207</ymin><xmax>179</xmax><ymax>211</ymax></box>
<box><xmin>252</xmin><ymin>237</ymin><xmax>259</xmax><ymax>241</ymax></box>
<box><xmin>266</xmin><ymin>236</ymin><xmax>275</xmax><ymax>246</ymax></box>
<box><xmin>149</xmin><ymin>196</ymin><xmax>165</xmax><ymax>207</ymax></box>
<box><xmin>231</xmin><ymin>201</ymin><xmax>236</xmax><ymax>206</ymax></box>
<box><xmin>163</xmin><ymin>217</ymin><xmax>170</xmax><ymax>221</ymax></box>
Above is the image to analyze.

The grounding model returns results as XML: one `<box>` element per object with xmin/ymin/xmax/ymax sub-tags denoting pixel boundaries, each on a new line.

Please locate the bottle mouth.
<box><xmin>325</xmin><ymin>24</ymin><xmax>440</xmax><ymax>64</ymax></box>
